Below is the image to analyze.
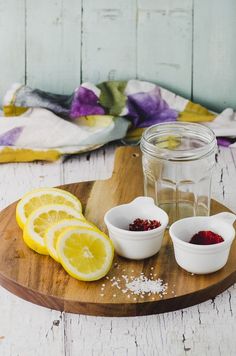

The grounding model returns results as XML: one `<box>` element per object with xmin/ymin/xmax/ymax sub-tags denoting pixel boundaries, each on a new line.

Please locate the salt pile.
<box><xmin>126</xmin><ymin>275</ymin><xmax>168</xmax><ymax>295</ymax></box>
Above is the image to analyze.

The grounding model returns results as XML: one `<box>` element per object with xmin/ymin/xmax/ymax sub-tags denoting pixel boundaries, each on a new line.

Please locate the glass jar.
<box><xmin>140</xmin><ymin>122</ymin><xmax>217</xmax><ymax>226</ymax></box>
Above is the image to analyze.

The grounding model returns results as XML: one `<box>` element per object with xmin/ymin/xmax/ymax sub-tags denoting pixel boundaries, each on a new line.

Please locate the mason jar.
<box><xmin>140</xmin><ymin>122</ymin><xmax>217</xmax><ymax>226</ymax></box>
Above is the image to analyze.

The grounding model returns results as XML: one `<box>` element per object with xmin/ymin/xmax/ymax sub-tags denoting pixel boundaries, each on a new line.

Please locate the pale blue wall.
<box><xmin>0</xmin><ymin>0</ymin><xmax>235</xmax><ymax>112</ymax></box>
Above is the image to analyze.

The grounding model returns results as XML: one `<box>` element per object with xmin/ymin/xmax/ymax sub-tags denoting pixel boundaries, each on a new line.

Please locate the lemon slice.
<box><xmin>23</xmin><ymin>205</ymin><xmax>85</xmax><ymax>255</ymax></box>
<box><xmin>45</xmin><ymin>218</ymin><xmax>98</xmax><ymax>262</ymax></box>
<box><xmin>16</xmin><ymin>188</ymin><xmax>82</xmax><ymax>229</ymax></box>
<box><xmin>56</xmin><ymin>227</ymin><xmax>114</xmax><ymax>281</ymax></box>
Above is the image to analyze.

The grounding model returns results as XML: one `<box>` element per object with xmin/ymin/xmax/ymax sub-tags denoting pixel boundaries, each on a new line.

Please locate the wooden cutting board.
<box><xmin>0</xmin><ymin>146</ymin><xmax>236</xmax><ymax>317</ymax></box>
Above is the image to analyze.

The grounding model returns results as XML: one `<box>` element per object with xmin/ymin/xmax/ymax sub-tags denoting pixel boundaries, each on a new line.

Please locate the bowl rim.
<box><xmin>169</xmin><ymin>223</ymin><xmax>235</xmax><ymax>251</ymax></box>
<box><xmin>104</xmin><ymin>206</ymin><xmax>169</xmax><ymax>239</ymax></box>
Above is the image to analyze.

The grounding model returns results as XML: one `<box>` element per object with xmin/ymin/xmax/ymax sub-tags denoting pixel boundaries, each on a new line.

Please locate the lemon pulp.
<box><xmin>57</xmin><ymin>228</ymin><xmax>114</xmax><ymax>281</ymax></box>
<box><xmin>45</xmin><ymin>218</ymin><xmax>97</xmax><ymax>262</ymax></box>
<box><xmin>16</xmin><ymin>187</ymin><xmax>82</xmax><ymax>229</ymax></box>
<box><xmin>23</xmin><ymin>205</ymin><xmax>84</xmax><ymax>255</ymax></box>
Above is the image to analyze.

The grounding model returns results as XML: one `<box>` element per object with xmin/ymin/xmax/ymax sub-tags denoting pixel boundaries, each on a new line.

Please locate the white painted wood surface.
<box><xmin>0</xmin><ymin>0</ymin><xmax>25</xmax><ymax>101</ymax></box>
<box><xmin>82</xmin><ymin>0</ymin><xmax>137</xmax><ymax>83</ymax></box>
<box><xmin>137</xmin><ymin>0</ymin><xmax>193</xmax><ymax>98</ymax></box>
<box><xmin>193</xmin><ymin>0</ymin><xmax>236</xmax><ymax>112</ymax></box>
<box><xmin>0</xmin><ymin>1</ymin><xmax>236</xmax><ymax>110</ymax></box>
<box><xmin>0</xmin><ymin>145</ymin><xmax>236</xmax><ymax>356</ymax></box>
<box><xmin>26</xmin><ymin>0</ymin><xmax>81</xmax><ymax>94</ymax></box>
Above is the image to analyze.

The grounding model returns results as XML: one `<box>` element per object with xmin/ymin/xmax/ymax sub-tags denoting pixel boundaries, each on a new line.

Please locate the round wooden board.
<box><xmin>0</xmin><ymin>147</ymin><xmax>236</xmax><ymax>317</ymax></box>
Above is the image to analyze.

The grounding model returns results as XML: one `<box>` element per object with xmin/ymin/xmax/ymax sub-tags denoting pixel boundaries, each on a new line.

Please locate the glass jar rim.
<box><xmin>140</xmin><ymin>122</ymin><xmax>217</xmax><ymax>161</ymax></box>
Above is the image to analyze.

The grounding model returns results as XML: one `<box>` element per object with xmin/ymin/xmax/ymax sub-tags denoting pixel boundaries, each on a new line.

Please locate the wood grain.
<box><xmin>0</xmin><ymin>146</ymin><xmax>236</xmax><ymax>317</ymax></box>
<box><xmin>82</xmin><ymin>0</ymin><xmax>137</xmax><ymax>83</ymax></box>
<box><xmin>1</xmin><ymin>0</ymin><xmax>236</xmax><ymax>113</ymax></box>
<box><xmin>0</xmin><ymin>145</ymin><xmax>235</xmax><ymax>355</ymax></box>
<box><xmin>137</xmin><ymin>0</ymin><xmax>193</xmax><ymax>98</ymax></box>
<box><xmin>193</xmin><ymin>0</ymin><xmax>236</xmax><ymax>111</ymax></box>
<box><xmin>26</xmin><ymin>0</ymin><xmax>81</xmax><ymax>93</ymax></box>
<box><xmin>0</xmin><ymin>0</ymin><xmax>25</xmax><ymax>102</ymax></box>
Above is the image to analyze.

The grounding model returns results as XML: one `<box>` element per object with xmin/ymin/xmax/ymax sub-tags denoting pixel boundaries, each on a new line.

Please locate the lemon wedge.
<box><xmin>45</xmin><ymin>218</ymin><xmax>98</xmax><ymax>262</ymax></box>
<box><xmin>23</xmin><ymin>205</ymin><xmax>85</xmax><ymax>255</ymax></box>
<box><xmin>56</xmin><ymin>227</ymin><xmax>114</xmax><ymax>281</ymax></box>
<box><xmin>16</xmin><ymin>188</ymin><xmax>82</xmax><ymax>229</ymax></box>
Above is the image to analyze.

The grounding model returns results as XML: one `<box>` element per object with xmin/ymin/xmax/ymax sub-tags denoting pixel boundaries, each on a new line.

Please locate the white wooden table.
<box><xmin>0</xmin><ymin>144</ymin><xmax>236</xmax><ymax>356</ymax></box>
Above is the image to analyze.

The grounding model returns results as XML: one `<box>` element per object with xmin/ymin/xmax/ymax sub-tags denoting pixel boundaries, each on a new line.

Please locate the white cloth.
<box><xmin>0</xmin><ymin>108</ymin><xmax>130</xmax><ymax>153</ymax></box>
<box><xmin>205</xmin><ymin>108</ymin><xmax>236</xmax><ymax>138</ymax></box>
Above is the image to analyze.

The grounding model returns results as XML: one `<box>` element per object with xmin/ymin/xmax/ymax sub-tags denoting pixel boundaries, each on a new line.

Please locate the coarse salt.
<box><xmin>125</xmin><ymin>275</ymin><xmax>168</xmax><ymax>296</ymax></box>
<box><xmin>111</xmin><ymin>281</ymin><xmax>119</xmax><ymax>287</ymax></box>
<box><xmin>100</xmin><ymin>272</ymin><xmax>168</xmax><ymax>299</ymax></box>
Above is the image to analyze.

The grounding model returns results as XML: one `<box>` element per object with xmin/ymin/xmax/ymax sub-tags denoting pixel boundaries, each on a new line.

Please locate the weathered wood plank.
<box><xmin>0</xmin><ymin>0</ymin><xmax>25</xmax><ymax>105</ymax></box>
<box><xmin>179</xmin><ymin>285</ymin><xmax>236</xmax><ymax>356</ymax></box>
<box><xmin>0</xmin><ymin>161</ymin><xmax>65</xmax><ymax>355</ymax></box>
<box><xmin>193</xmin><ymin>0</ymin><xmax>236</xmax><ymax>112</ymax></box>
<box><xmin>0</xmin><ymin>146</ymin><xmax>236</xmax><ymax>354</ymax></box>
<box><xmin>0</xmin><ymin>160</ymin><xmax>63</xmax><ymax>207</ymax></box>
<box><xmin>137</xmin><ymin>0</ymin><xmax>193</xmax><ymax>98</ymax></box>
<box><xmin>26</xmin><ymin>0</ymin><xmax>81</xmax><ymax>94</ymax></box>
<box><xmin>82</xmin><ymin>0</ymin><xmax>137</xmax><ymax>83</ymax></box>
<box><xmin>0</xmin><ymin>288</ymin><xmax>65</xmax><ymax>356</ymax></box>
<box><xmin>212</xmin><ymin>146</ymin><xmax>236</xmax><ymax>212</ymax></box>
<box><xmin>62</xmin><ymin>286</ymin><xmax>236</xmax><ymax>356</ymax></box>
<box><xmin>63</xmin><ymin>145</ymin><xmax>117</xmax><ymax>184</ymax></box>
<box><xmin>63</xmin><ymin>145</ymin><xmax>236</xmax><ymax>355</ymax></box>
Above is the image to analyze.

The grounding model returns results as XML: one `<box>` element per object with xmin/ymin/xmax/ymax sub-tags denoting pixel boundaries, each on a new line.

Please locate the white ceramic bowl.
<box><xmin>104</xmin><ymin>197</ymin><xmax>169</xmax><ymax>260</ymax></box>
<box><xmin>169</xmin><ymin>212</ymin><xmax>236</xmax><ymax>274</ymax></box>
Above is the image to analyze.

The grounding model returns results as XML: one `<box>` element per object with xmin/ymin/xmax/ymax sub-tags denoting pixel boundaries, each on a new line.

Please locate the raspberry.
<box><xmin>189</xmin><ymin>231</ymin><xmax>224</xmax><ymax>245</ymax></box>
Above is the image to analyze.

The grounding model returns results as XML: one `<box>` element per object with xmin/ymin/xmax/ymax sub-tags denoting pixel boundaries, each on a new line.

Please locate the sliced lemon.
<box><xmin>16</xmin><ymin>187</ymin><xmax>82</xmax><ymax>229</ymax></box>
<box><xmin>23</xmin><ymin>205</ymin><xmax>85</xmax><ymax>255</ymax></box>
<box><xmin>45</xmin><ymin>218</ymin><xmax>98</xmax><ymax>262</ymax></box>
<box><xmin>56</xmin><ymin>227</ymin><xmax>114</xmax><ymax>281</ymax></box>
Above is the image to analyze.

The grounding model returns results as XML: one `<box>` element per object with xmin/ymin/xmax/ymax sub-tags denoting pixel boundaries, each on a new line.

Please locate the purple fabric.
<box><xmin>0</xmin><ymin>127</ymin><xmax>23</xmax><ymax>146</ymax></box>
<box><xmin>217</xmin><ymin>137</ymin><xmax>233</xmax><ymax>147</ymax></box>
<box><xmin>126</xmin><ymin>86</ymin><xmax>178</xmax><ymax>128</ymax></box>
<box><xmin>70</xmin><ymin>86</ymin><xmax>105</xmax><ymax>118</ymax></box>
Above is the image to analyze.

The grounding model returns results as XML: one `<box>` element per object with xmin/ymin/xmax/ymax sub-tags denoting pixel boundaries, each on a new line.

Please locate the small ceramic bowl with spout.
<box><xmin>104</xmin><ymin>197</ymin><xmax>169</xmax><ymax>260</ymax></box>
<box><xmin>169</xmin><ymin>212</ymin><xmax>236</xmax><ymax>274</ymax></box>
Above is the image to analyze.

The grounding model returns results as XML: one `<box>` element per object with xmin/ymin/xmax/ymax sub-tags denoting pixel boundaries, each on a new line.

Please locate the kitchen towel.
<box><xmin>0</xmin><ymin>79</ymin><xmax>234</xmax><ymax>162</ymax></box>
